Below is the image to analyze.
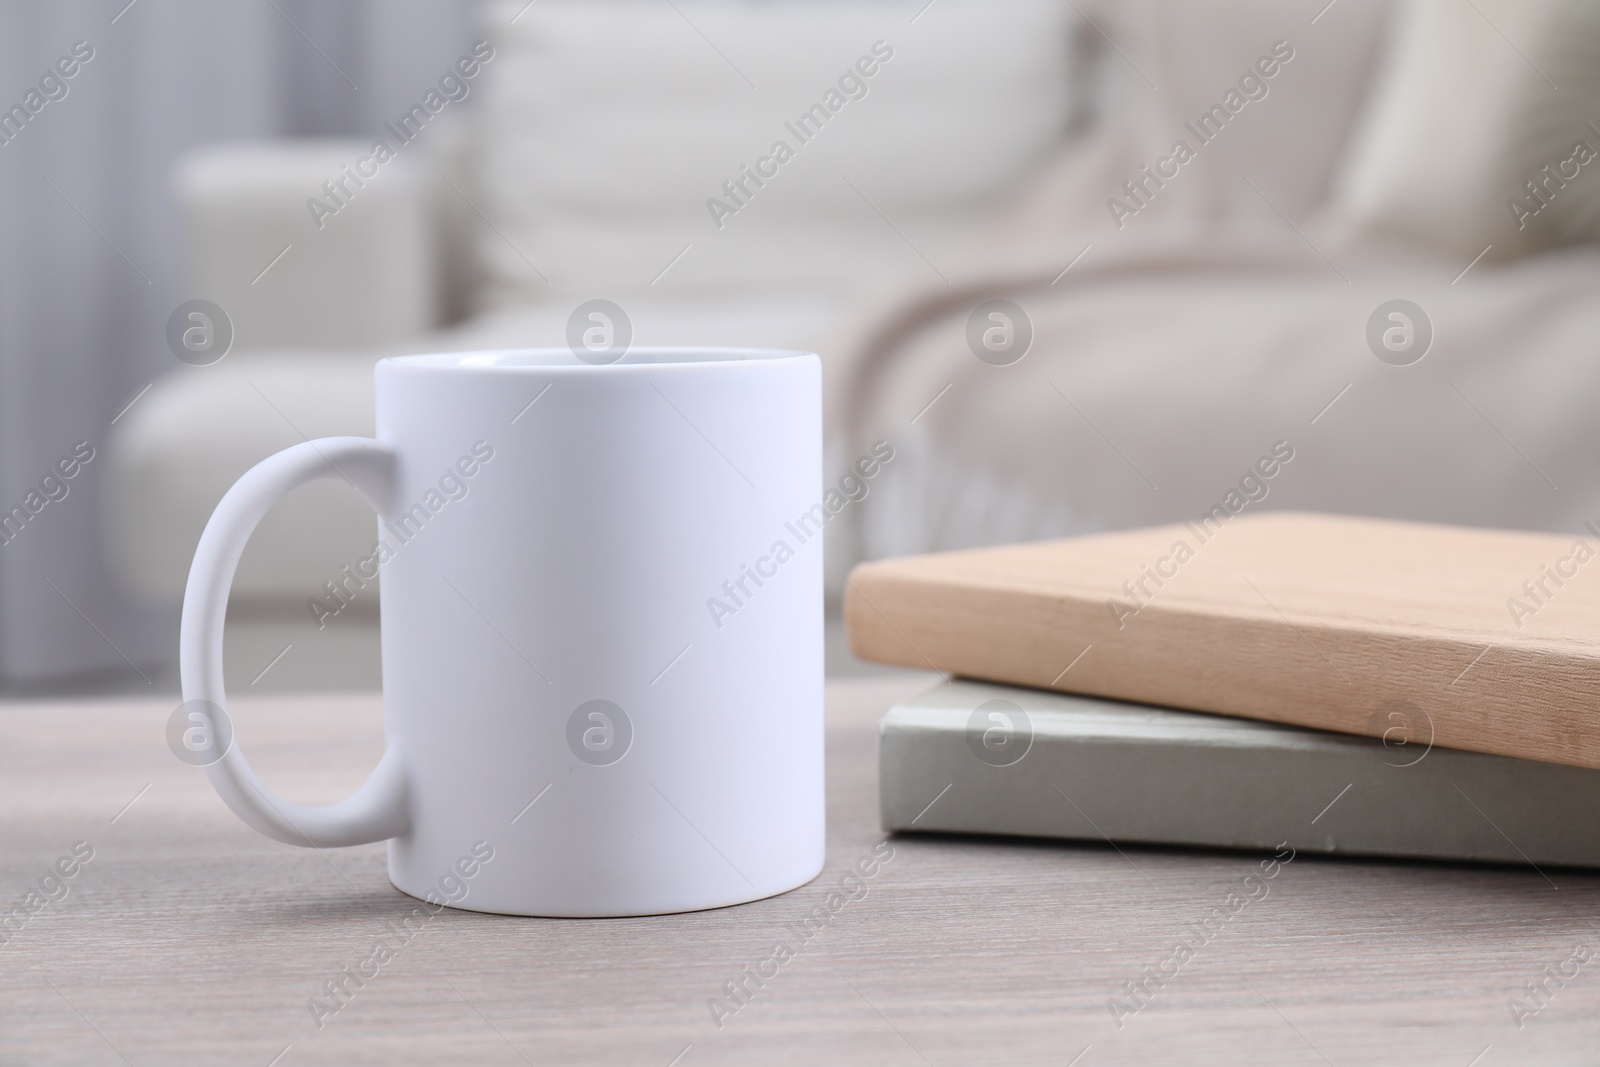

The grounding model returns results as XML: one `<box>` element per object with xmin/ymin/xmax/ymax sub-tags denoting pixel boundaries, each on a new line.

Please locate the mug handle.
<box><xmin>179</xmin><ymin>437</ymin><xmax>411</xmax><ymax>847</ymax></box>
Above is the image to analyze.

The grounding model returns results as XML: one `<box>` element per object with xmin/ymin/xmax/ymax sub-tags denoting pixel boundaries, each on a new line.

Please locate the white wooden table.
<box><xmin>3</xmin><ymin>677</ymin><xmax>1597</xmax><ymax>1065</ymax></box>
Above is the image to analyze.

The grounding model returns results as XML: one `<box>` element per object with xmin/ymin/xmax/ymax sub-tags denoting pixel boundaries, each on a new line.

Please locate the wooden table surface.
<box><xmin>4</xmin><ymin>676</ymin><xmax>1600</xmax><ymax>1065</ymax></box>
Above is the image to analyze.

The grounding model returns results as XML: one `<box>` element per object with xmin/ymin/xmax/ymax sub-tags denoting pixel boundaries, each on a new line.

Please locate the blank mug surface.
<box><xmin>180</xmin><ymin>348</ymin><xmax>825</xmax><ymax>917</ymax></box>
<box><xmin>380</xmin><ymin>350</ymin><xmax>823</xmax><ymax>916</ymax></box>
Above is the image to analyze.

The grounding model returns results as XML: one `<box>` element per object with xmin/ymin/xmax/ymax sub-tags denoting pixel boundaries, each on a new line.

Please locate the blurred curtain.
<box><xmin>0</xmin><ymin>0</ymin><xmax>479</xmax><ymax>683</ymax></box>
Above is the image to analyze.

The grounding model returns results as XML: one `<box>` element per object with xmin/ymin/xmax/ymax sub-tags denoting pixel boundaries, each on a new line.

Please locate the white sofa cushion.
<box><xmin>1088</xmin><ymin>0</ymin><xmax>1392</xmax><ymax>228</ymax></box>
<box><xmin>439</xmin><ymin>292</ymin><xmax>843</xmax><ymax>360</ymax></box>
<box><xmin>105</xmin><ymin>354</ymin><xmax>381</xmax><ymax>605</ymax></box>
<box><xmin>471</xmin><ymin>0</ymin><xmax>1075</xmax><ymax>306</ymax></box>
<box><xmin>1328</xmin><ymin>0</ymin><xmax>1600</xmax><ymax>261</ymax></box>
<box><xmin>178</xmin><ymin>141</ymin><xmax>437</xmax><ymax>349</ymax></box>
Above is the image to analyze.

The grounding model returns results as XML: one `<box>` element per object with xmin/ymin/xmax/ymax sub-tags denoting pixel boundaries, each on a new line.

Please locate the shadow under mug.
<box><xmin>179</xmin><ymin>348</ymin><xmax>825</xmax><ymax>916</ymax></box>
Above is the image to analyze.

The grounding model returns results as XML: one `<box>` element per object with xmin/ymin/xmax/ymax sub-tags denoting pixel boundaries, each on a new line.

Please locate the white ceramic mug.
<box><xmin>179</xmin><ymin>348</ymin><xmax>824</xmax><ymax>916</ymax></box>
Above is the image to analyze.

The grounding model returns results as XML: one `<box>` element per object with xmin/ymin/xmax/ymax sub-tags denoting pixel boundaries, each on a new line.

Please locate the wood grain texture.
<box><xmin>845</xmin><ymin>512</ymin><xmax>1600</xmax><ymax>769</ymax></box>
<box><xmin>3</xmin><ymin>680</ymin><xmax>1600</xmax><ymax>1064</ymax></box>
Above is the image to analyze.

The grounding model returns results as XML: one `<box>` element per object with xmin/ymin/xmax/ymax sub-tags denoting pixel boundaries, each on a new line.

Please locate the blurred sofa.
<box><xmin>832</xmin><ymin>0</ymin><xmax>1600</xmax><ymax>577</ymax></box>
<box><xmin>107</xmin><ymin>0</ymin><xmax>1081</xmax><ymax>611</ymax></box>
<box><xmin>108</xmin><ymin>0</ymin><xmax>1600</xmax><ymax>620</ymax></box>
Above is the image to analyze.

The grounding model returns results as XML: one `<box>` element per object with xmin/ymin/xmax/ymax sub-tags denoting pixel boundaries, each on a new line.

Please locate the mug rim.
<box><xmin>382</xmin><ymin>347</ymin><xmax>816</xmax><ymax>370</ymax></box>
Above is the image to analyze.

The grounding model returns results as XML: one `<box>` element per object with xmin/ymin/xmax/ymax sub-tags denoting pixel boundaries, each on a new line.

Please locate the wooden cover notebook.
<box><xmin>844</xmin><ymin>512</ymin><xmax>1600</xmax><ymax>770</ymax></box>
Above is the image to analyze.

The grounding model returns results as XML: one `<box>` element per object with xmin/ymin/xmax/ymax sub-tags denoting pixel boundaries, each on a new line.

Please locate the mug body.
<box><xmin>372</xmin><ymin>349</ymin><xmax>823</xmax><ymax>916</ymax></box>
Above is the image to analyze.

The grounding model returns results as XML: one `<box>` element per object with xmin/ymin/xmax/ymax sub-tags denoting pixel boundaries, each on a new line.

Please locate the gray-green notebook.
<box><xmin>881</xmin><ymin>679</ymin><xmax>1600</xmax><ymax>868</ymax></box>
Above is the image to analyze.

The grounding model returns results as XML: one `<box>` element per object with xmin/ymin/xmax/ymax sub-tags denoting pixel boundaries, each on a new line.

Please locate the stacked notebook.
<box><xmin>846</xmin><ymin>512</ymin><xmax>1600</xmax><ymax>866</ymax></box>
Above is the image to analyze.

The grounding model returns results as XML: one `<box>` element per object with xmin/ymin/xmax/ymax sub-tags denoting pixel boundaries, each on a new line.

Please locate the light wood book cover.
<box><xmin>844</xmin><ymin>512</ymin><xmax>1600</xmax><ymax>769</ymax></box>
